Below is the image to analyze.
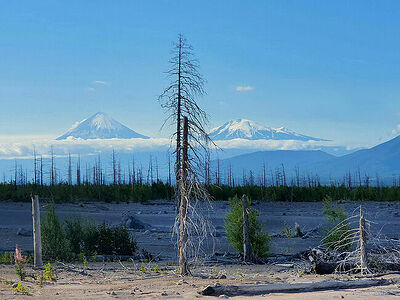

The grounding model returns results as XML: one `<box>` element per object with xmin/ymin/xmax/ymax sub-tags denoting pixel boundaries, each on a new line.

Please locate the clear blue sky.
<box><xmin>1</xmin><ymin>0</ymin><xmax>400</xmax><ymax>147</ymax></box>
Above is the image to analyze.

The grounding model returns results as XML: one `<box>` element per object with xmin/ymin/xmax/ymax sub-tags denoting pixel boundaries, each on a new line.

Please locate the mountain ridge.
<box><xmin>209</xmin><ymin>119</ymin><xmax>328</xmax><ymax>141</ymax></box>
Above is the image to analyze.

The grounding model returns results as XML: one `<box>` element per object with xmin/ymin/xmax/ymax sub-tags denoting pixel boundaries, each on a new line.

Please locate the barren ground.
<box><xmin>1</xmin><ymin>261</ymin><xmax>400</xmax><ymax>299</ymax></box>
<box><xmin>1</xmin><ymin>200</ymin><xmax>400</xmax><ymax>299</ymax></box>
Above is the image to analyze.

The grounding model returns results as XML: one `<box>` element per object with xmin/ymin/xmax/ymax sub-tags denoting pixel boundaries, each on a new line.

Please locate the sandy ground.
<box><xmin>1</xmin><ymin>261</ymin><xmax>400</xmax><ymax>299</ymax></box>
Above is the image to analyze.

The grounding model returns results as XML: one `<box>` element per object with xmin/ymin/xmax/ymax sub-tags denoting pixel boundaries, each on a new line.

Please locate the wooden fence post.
<box><xmin>359</xmin><ymin>213</ymin><xmax>367</xmax><ymax>274</ymax></box>
<box><xmin>242</xmin><ymin>194</ymin><xmax>254</xmax><ymax>262</ymax></box>
<box><xmin>32</xmin><ymin>195</ymin><xmax>42</xmax><ymax>268</ymax></box>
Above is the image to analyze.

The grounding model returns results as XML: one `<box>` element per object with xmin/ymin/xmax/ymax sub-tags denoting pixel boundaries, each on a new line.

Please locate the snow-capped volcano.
<box><xmin>57</xmin><ymin>112</ymin><xmax>149</xmax><ymax>140</ymax></box>
<box><xmin>209</xmin><ymin>119</ymin><xmax>327</xmax><ymax>141</ymax></box>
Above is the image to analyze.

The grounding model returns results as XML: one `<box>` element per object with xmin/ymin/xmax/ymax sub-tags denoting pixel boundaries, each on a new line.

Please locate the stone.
<box><xmin>124</xmin><ymin>216</ymin><xmax>151</xmax><ymax>230</ymax></box>
<box><xmin>17</xmin><ymin>228</ymin><xmax>32</xmax><ymax>237</ymax></box>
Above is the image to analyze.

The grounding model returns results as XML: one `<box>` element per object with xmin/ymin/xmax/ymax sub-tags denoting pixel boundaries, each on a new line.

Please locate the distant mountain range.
<box><xmin>57</xmin><ymin>112</ymin><xmax>149</xmax><ymax>140</ymax></box>
<box><xmin>209</xmin><ymin>119</ymin><xmax>327</xmax><ymax>141</ymax></box>
<box><xmin>311</xmin><ymin>134</ymin><xmax>400</xmax><ymax>180</ymax></box>
<box><xmin>215</xmin><ymin>134</ymin><xmax>400</xmax><ymax>184</ymax></box>
<box><xmin>215</xmin><ymin>150</ymin><xmax>334</xmax><ymax>174</ymax></box>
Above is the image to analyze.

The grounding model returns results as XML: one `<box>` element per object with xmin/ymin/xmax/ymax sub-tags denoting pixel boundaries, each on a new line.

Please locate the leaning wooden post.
<box><xmin>242</xmin><ymin>194</ymin><xmax>254</xmax><ymax>263</ymax></box>
<box><xmin>178</xmin><ymin>116</ymin><xmax>189</xmax><ymax>275</ymax></box>
<box><xmin>31</xmin><ymin>195</ymin><xmax>42</xmax><ymax>268</ymax></box>
<box><xmin>359</xmin><ymin>210</ymin><xmax>367</xmax><ymax>275</ymax></box>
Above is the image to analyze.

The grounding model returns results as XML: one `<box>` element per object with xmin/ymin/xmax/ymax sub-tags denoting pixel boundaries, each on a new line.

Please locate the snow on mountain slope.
<box><xmin>209</xmin><ymin>119</ymin><xmax>327</xmax><ymax>141</ymax></box>
<box><xmin>57</xmin><ymin>112</ymin><xmax>149</xmax><ymax>140</ymax></box>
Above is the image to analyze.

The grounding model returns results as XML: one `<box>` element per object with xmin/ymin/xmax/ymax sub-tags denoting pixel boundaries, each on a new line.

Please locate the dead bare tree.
<box><xmin>158</xmin><ymin>34</ymin><xmax>214</xmax><ymax>275</ymax></box>
<box><xmin>112</xmin><ymin>149</ymin><xmax>117</xmax><ymax>185</ymax></box>
<box><xmin>76</xmin><ymin>154</ymin><xmax>81</xmax><ymax>186</ymax></box>
<box><xmin>33</xmin><ymin>147</ymin><xmax>37</xmax><ymax>185</ymax></box>
<box><xmin>40</xmin><ymin>155</ymin><xmax>43</xmax><ymax>186</ymax></box>
<box><xmin>50</xmin><ymin>146</ymin><xmax>55</xmax><ymax>186</ymax></box>
<box><xmin>68</xmin><ymin>153</ymin><xmax>72</xmax><ymax>185</ymax></box>
<box><xmin>158</xmin><ymin>34</ymin><xmax>207</xmax><ymax>204</ymax></box>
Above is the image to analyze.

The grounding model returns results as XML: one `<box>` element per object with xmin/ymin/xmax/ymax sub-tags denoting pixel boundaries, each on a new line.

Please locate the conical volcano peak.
<box><xmin>57</xmin><ymin>112</ymin><xmax>149</xmax><ymax>140</ymax></box>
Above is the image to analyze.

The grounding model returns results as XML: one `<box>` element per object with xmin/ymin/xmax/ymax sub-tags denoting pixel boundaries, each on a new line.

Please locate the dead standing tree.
<box><xmin>159</xmin><ymin>34</ymin><xmax>212</xmax><ymax>275</ymax></box>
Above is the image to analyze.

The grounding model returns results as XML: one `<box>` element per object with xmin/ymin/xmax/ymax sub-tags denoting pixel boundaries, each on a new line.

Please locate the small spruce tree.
<box><xmin>225</xmin><ymin>195</ymin><xmax>270</xmax><ymax>258</ymax></box>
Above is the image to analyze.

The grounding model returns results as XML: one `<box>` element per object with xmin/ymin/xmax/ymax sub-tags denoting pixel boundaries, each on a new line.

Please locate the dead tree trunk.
<box><xmin>112</xmin><ymin>150</ymin><xmax>116</xmax><ymax>185</ymax></box>
<box><xmin>31</xmin><ymin>195</ymin><xmax>42</xmax><ymax>268</ymax></box>
<box><xmin>76</xmin><ymin>155</ymin><xmax>81</xmax><ymax>186</ymax></box>
<box><xmin>179</xmin><ymin>116</ymin><xmax>189</xmax><ymax>275</ymax></box>
<box><xmin>242</xmin><ymin>194</ymin><xmax>254</xmax><ymax>263</ymax></box>
<box><xmin>68</xmin><ymin>153</ymin><xmax>72</xmax><ymax>185</ymax></box>
<box><xmin>33</xmin><ymin>148</ymin><xmax>37</xmax><ymax>185</ymax></box>
<box><xmin>360</xmin><ymin>213</ymin><xmax>368</xmax><ymax>274</ymax></box>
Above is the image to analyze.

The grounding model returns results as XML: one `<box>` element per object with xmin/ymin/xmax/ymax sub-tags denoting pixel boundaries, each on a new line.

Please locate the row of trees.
<box><xmin>2</xmin><ymin>182</ymin><xmax>400</xmax><ymax>203</ymax></box>
<box><xmin>6</xmin><ymin>153</ymin><xmax>400</xmax><ymax>188</ymax></box>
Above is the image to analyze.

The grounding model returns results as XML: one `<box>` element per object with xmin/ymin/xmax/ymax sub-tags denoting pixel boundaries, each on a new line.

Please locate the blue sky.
<box><xmin>1</xmin><ymin>0</ymin><xmax>400</xmax><ymax>147</ymax></box>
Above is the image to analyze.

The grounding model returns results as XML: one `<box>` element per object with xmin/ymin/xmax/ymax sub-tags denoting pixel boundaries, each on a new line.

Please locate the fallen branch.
<box><xmin>200</xmin><ymin>279</ymin><xmax>387</xmax><ymax>296</ymax></box>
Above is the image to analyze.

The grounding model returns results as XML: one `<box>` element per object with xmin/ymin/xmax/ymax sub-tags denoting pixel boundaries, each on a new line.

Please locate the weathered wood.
<box><xmin>31</xmin><ymin>195</ymin><xmax>42</xmax><ymax>268</ymax></box>
<box><xmin>314</xmin><ymin>260</ymin><xmax>400</xmax><ymax>275</ymax></box>
<box><xmin>360</xmin><ymin>214</ymin><xmax>368</xmax><ymax>274</ymax></box>
<box><xmin>178</xmin><ymin>116</ymin><xmax>189</xmax><ymax>275</ymax></box>
<box><xmin>242</xmin><ymin>194</ymin><xmax>254</xmax><ymax>262</ymax></box>
<box><xmin>200</xmin><ymin>279</ymin><xmax>387</xmax><ymax>296</ymax></box>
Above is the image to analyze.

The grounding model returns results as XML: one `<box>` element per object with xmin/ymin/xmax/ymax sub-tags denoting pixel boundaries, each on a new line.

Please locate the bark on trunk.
<box><xmin>179</xmin><ymin>116</ymin><xmax>189</xmax><ymax>275</ymax></box>
<box><xmin>242</xmin><ymin>194</ymin><xmax>254</xmax><ymax>263</ymax></box>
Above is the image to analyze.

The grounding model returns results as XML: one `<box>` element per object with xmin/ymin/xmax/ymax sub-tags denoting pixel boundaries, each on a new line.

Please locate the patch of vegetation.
<box><xmin>0</xmin><ymin>252</ymin><xmax>14</xmax><ymax>264</ymax></box>
<box><xmin>282</xmin><ymin>222</ymin><xmax>294</xmax><ymax>238</ymax></box>
<box><xmin>38</xmin><ymin>272</ymin><xmax>45</xmax><ymax>288</ymax></box>
<box><xmin>42</xmin><ymin>204</ymin><xmax>137</xmax><ymax>261</ymax></box>
<box><xmin>152</xmin><ymin>264</ymin><xmax>159</xmax><ymax>273</ymax></box>
<box><xmin>13</xmin><ymin>282</ymin><xmax>30</xmax><ymax>295</ymax></box>
<box><xmin>140</xmin><ymin>264</ymin><xmax>147</xmax><ymax>273</ymax></box>
<box><xmin>41</xmin><ymin>203</ymin><xmax>69</xmax><ymax>260</ymax></box>
<box><xmin>225</xmin><ymin>195</ymin><xmax>270</xmax><ymax>258</ymax></box>
<box><xmin>15</xmin><ymin>264</ymin><xmax>26</xmax><ymax>281</ymax></box>
<box><xmin>97</xmin><ymin>222</ymin><xmax>137</xmax><ymax>255</ymax></box>
<box><xmin>14</xmin><ymin>245</ymin><xmax>27</xmax><ymax>281</ymax></box>
<box><xmin>83</xmin><ymin>256</ymin><xmax>88</xmax><ymax>268</ymax></box>
<box><xmin>45</xmin><ymin>263</ymin><xmax>56</xmax><ymax>282</ymax></box>
<box><xmin>322</xmin><ymin>195</ymin><xmax>353</xmax><ymax>251</ymax></box>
